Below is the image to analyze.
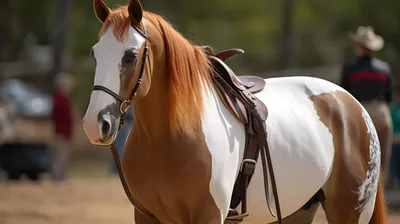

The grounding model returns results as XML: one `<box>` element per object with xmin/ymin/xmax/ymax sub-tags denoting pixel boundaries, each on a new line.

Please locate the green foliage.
<box><xmin>4</xmin><ymin>0</ymin><xmax>400</xmax><ymax>105</ymax></box>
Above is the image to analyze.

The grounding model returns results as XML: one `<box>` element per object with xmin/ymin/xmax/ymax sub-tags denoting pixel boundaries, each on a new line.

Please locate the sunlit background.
<box><xmin>1</xmin><ymin>0</ymin><xmax>400</xmax><ymax>223</ymax></box>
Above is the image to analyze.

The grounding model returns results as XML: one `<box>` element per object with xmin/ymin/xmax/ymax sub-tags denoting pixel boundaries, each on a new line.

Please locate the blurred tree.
<box><xmin>276</xmin><ymin>0</ymin><xmax>294</xmax><ymax>70</ymax></box>
<box><xmin>2</xmin><ymin>0</ymin><xmax>400</xmax><ymax>106</ymax></box>
<box><xmin>51</xmin><ymin>0</ymin><xmax>73</xmax><ymax>92</ymax></box>
<box><xmin>0</xmin><ymin>0</ymin><xmax>54</xmax><ymax>61</ymax></box>
<box><xmin>0</xmin><ymin>0</ymin><xmax>11</xmax><ymax>61</ymax></box>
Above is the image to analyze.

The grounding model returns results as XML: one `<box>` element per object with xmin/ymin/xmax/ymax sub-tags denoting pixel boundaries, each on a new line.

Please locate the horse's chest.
<box><xmin>122</xmin><ymin>141</ymin><xmax>218</xmax><ymax>221</ymax></box>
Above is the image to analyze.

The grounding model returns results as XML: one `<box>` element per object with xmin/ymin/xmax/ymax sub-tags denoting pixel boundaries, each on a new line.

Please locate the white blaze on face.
<box><xmin>83</xmin><ymin>25</ymin><xmax>146</xmax><ymax>145</ymax></box>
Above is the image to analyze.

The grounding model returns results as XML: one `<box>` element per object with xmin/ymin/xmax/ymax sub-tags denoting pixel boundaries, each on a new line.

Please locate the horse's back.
<box><xmin>243</xmin><ymin>76</ymin><xmax>348</xmax><ymax>222</ymax></box>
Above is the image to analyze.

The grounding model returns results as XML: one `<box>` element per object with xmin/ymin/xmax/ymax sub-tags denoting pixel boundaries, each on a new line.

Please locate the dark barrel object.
<box><xmin>0</xmin><ymin>142</ymin><xmax>51</xmax><ymax>181</ymax></box>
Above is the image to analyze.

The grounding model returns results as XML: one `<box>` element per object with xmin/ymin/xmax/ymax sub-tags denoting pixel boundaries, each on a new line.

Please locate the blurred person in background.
<box><xmin>110</xmin><ymin>107</ymin><xmax>133</xmax><ymax>175</ymax></box>
<box><xmin>51</xmin><ymin>72</ymin><xmax>75</xmax><ymax>182</ymax></box>
<box><xmin>339</xmin><ymin>26</ymin><xmax>395</xmax><ymax>183</ymax></box>
<box><xmin>0</xmin><ymin>101</ymin><xmax>14</xmax><ymax>181</ymax></box>
<box><xmin>388</xmin><ymin>87</ymin><xmax>400</xmax><ymax>189</ymax></box>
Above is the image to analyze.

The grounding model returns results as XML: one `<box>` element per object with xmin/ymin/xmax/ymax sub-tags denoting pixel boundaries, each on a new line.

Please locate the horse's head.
<box><xmin>83</xmin><ymin>0</ymin><xmax>155</xmax><ymax>145</ymax></box>
<box><xmin>84</xmin><ymin>0</ymin><xmax>213</xmax><ymax>144</ymax></box>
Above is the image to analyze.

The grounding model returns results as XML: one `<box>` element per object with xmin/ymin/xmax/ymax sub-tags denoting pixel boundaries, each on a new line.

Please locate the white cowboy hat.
<box><xmin>348</xmin><ymin>26</ymin><xmax>384</xmax><ymax>51</ymax></box>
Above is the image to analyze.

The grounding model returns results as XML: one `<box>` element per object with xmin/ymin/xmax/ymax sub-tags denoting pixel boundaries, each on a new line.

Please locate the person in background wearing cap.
<box><xmin>339</xmin><ymin>26</ymin><xmax>395</xmax><ymax>182</ymax></box>
<box><xmin>51</xmin><ymin>73</ymin><xmax>75</xmax><ymax>182</ymax></box>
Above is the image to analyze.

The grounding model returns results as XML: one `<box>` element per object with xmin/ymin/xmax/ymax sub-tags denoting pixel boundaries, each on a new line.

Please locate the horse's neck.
<box><xmin>131</xmin><ymin>85</ymin><xmax>170</xmax><ymax>142</ymax></box>
<box><xmin>129</xmin><ymin>77</ymin><xmax>211</xmax><ymax>149</ymax></box>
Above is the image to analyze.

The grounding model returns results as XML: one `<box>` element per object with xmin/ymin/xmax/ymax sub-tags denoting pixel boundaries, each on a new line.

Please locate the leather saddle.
<box><xmin>202</xmin><ymin>46</ymin><xmax>267</xmax><ymax>123</ymax></box>
<box><xmin>202</xmin><ymin>46</ymin><xmax>265</xmax><ymax>94</ymax></box>
<box><xmin>202</xmin><ymin>46</ymin><xmax>282</xmax><ymax>224</ymax></box>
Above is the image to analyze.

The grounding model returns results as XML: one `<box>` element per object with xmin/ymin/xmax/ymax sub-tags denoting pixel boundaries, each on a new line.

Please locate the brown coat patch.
<box><xmin>310</xmin><ymin>90</ymin><xmax>371</xmax><ymax>223</ymax></box>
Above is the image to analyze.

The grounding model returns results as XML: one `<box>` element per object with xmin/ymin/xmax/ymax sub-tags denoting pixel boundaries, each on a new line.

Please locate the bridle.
<box><xmin>90</xmin><ymin>21</ymin><xmax>161</xmax><ymax>223</ymax></box>
<box><xmin>92</xmin><ymin>21</ymin><xmax>150</xmax><ymax>130</ymax></box>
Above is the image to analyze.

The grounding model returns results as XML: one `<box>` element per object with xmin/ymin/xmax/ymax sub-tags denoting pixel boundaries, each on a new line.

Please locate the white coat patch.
<box><xmin>357</xmin><ymin>109</ymin><xmax>381</xmax><ymax>223</ymax></box>
<box><xmin>202</xmin><ymin>76</ymin><xmax>341</xmax><ymax>223</ymax></box>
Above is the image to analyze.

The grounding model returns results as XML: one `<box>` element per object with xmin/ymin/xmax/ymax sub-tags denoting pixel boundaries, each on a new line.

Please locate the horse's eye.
<box><xmin>126</xmin><ymin>52</ymin><xmax>138</xmax><ymax>63</ymax></box>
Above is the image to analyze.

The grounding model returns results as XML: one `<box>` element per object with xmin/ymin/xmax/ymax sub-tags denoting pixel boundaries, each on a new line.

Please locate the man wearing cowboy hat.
<box><xmin>340</xmin><ymin>26</ymin><xmax>395</xmax><ymax>182</ymax></box>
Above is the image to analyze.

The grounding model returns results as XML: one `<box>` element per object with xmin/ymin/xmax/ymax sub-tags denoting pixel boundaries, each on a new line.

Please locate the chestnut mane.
<box><xmin>99</xmin><ymin>6</ymin><xmax>213</xmax><ymax>136</ymax></box>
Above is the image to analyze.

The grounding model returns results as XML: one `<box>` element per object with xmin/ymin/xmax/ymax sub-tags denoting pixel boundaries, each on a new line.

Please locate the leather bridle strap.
<box><xmin>92</xmin><ymin>21</ymin><xmax>150</xmax><ymax>118</ymax></box>
<box><xmin>92</xmin><ymin>85</ymin><xmax>125</xmax><ymax>103</ymax></box>
<box><xmin>90</xmin><ymin>21</ymin><xmax>160</xmax><ymax>223</ymax></box>
<box><xmin>110</xmin><ymin>143</ymin><xmax>159</xmax><ymax>222</ymax></box>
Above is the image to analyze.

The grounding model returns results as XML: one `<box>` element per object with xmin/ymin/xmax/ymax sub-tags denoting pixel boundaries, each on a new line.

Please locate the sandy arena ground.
<box><xmin>1</xmin><ymin>176</ymin><xmax>400</xmax><ymax>224</ymax></box>
<box><xmin>1</xmin><ymin>143</ymin><xmax>399</xmax><ymax>224</ymax></box>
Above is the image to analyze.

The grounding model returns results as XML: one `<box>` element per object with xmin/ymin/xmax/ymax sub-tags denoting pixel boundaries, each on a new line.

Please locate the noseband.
<box><xmin>89</xmin><ymin>21</ymin><xmax>160</xmax><ymax>223</ymax></box>
<box><xmin>91</xmin><ymin>21</ymin><xmax>150</xmax><ymax>130</ymax></box>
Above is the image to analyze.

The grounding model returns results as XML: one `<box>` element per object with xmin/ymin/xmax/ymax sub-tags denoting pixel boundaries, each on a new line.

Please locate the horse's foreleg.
<box><xmin>134</xmin><ymin>209</ymin><xmax>160</xmax><ymax>224</ymax></box>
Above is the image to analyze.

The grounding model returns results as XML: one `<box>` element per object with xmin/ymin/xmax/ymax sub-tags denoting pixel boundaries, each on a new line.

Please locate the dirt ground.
<box><xmin>1</xmin><ymin>144</ymin><xmax>400</xmax><ymax>224</ymax></box>
<box><xmin>0</xmin><ymin>177</ymin><xmax>400</xmax><ymax>224</ymax></box>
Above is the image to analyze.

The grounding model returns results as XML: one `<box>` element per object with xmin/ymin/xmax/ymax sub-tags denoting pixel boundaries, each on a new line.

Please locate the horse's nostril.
<box><xmin>101</xmin><ymin>119</ymin><xmax>111</xmax><ymax>137</ymax></box>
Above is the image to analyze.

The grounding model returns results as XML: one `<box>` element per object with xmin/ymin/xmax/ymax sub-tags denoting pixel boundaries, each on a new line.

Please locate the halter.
<box><xmin>91</xmin><ymin>21</ymin><xmax>150</xmax><ymax>131</ymax></box>
<box><xmin>90</xmin><ymin>21</ymin><xmax>160</xmax><ymax>223</ymax></box>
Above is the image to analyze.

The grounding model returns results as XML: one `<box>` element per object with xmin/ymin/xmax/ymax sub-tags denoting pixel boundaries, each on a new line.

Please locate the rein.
<box><xmin>109</xmin><ymin>143</ymin><xmax>158</xmax><ymax>221</ymax></box>
<box><xmin>90</xmin><ymin>21</ymin><xmax>161</xmax><ymax>223</ymax></box>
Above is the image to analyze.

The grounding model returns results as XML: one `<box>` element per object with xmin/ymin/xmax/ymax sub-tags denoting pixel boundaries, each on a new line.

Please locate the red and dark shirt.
<box><xmin>339</xmin><ymin>56</ymin><xmax>394</xmax><ymax>103</ymax></box>
<box><xmin>52</xmin><ymin>91</ymin><xmax>73</xmax><ymax>140</ymax></box>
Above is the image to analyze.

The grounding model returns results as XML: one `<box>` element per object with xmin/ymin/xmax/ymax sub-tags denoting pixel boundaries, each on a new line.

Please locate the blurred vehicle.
<box><xmin>0</xmin><ymin>79</ymin><xmax>52</xmax><ymax>117</ymax></box>
<box><xmin>0</xmin><ymin>79</ymin><xmax>52</xmax><ymax>181</ymax></box>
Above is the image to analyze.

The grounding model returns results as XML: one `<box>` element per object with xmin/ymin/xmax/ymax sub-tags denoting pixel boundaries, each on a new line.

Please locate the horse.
<box><xmin>83</xmin><ymin>0</ymin><xmax>387</xmax><ymax>223</ymax></box>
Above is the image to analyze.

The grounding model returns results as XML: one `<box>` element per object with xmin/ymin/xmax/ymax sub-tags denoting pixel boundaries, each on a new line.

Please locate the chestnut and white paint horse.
<box><xmin>83</xmin><ymin>0</ymin><xmax>387</xmax><ymax>223</ymax></box>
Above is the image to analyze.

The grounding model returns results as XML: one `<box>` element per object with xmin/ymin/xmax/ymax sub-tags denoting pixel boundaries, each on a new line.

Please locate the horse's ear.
<box><xmin>93</xmin><ymin>0</ymin><xmax>111</xmax><ymax>23</ymax></box>
<box><xmin>128</xmin><ymin>0</ymin><xmax>143</xmax><ymax>23</ymax></box>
